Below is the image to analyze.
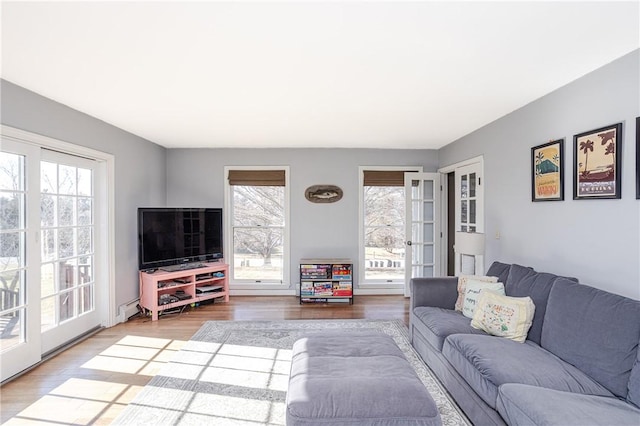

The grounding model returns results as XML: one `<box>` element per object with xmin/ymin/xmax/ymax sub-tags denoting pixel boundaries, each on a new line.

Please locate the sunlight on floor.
<box><xmin>81</xmin><ymin>335</ymin><xmax>185</xmax><ymax>376</ymax></box>
<box><xmin>123</xmin><ymin>342</ymin><xmax>293</xmax><ymax>425</ymax></box>
<box><xmin>3</xmin><ymin>335</ymin><xmax>185</xmax><ymax>425</ymax></box>
<box><xmin>4</xmin><ymin>335</ymin><xmax>292</xmax><ymax>425</ymax></box>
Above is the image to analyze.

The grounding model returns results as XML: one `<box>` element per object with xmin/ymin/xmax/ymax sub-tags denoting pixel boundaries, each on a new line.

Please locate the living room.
<box><xmin>1</xmin><ymin>1</ymin><xmax>639</xmax><ymax>425</ymax></box>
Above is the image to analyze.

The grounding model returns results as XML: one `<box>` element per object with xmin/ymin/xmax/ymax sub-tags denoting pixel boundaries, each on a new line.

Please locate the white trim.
<box><xmin>358</xmin><ymin>165</ymin><xmax>424</xmax><ymax>286</ymax></box>
<box><xmin>438</xmin><ymin>154</ymin><xmax>484</xmax><ymax>174</ymax></box>
<box><xmin>1</xmin><ymin>125</ymin><xmax>117</xmax><ymax>327</ymax></box>
<box><xmin>354</xmin><ymin>288</ymin><xmax>404</xmax><ymax>296</ymax></box>
<box><xmin>230</xmin><ymin>289</ymin><xmax>296</xmax><ymax>296</ymax></box>
<box><xmin>357</xmin><ymin>283</ymin><xmax>403</xmax><ymax>289</ymax></box>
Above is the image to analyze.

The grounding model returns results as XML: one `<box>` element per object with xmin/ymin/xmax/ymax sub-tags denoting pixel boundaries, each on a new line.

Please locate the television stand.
<box><xmin>139</xmin><ymin>262</ymin><xmax>229</xmax><ymax>320</ymax></box>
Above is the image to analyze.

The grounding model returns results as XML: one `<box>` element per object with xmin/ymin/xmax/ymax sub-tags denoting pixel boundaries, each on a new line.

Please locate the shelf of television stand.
<box><xmin>139</xmin><ymin>262</ymin><xmax>229</xmax><ymax>321</ymax></box>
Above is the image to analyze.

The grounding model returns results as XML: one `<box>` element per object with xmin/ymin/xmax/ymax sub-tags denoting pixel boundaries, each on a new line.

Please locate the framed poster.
<box><xmin>636</xmin><ymin>117</ymin><xmax>639</xmax><ymax>199</ymax></box>
<box><xmin>573</xmin><ymin>123</ymin><xmax>622</xmax><ymax>199</ymax></box>
<box><xmin>531</xmin><ymin>139</ymin><xmax>564</xmax><ymax>201</ymax></box>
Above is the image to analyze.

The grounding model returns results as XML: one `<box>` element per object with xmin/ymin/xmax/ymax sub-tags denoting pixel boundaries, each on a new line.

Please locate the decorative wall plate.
<box><xmin>305</xmin><ymin>185</ymin><xmax>343</xmax><ymax>203</ymax></box>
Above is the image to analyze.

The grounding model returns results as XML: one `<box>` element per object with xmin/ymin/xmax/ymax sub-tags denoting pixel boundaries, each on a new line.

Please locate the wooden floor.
<box><xmin>0</xmin><ymin>295</ymin><xmax>408</xmax><ymax>425</ymax></box>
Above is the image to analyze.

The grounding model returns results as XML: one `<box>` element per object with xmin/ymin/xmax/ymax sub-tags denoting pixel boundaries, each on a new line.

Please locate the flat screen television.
<box><xmin>138</xmin><ymin>207</ymin><xmax>223</xmax><ymax>271</ymax></box>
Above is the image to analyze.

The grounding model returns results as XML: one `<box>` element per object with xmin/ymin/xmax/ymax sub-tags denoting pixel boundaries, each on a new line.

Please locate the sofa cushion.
<box><xmin>504</xmin><ymin>271</ymin><xmax>565</xmax><ymax>345</ymax></box>
<box><xmin>443</xmin><ymin>334</ymin><xmax>613</xmax><ymax>409</ymax></box>
<box><xmin>542</xmin><ymin>279</ymin><xmax>640</xmax><ymax>398</ymax></box>
<box><xmin>497</xmin><ymin>383</ymin><xmax>640</xmax><ymax>426</ymax></box>
<box><xmin>455</xmin><ymin>274</ymin><xmax>498</xmax><ymax>312</ymax></box>
<box><xmin>462</xmin><ymin>280</ymin><xmax>505</xmax><ymax>318</ymax></box>
<box><xmin>412</xmin><ymin>307</ymin><xmax>486</xmax><ymax>351</ymax></box>
<box><xmin>628</xmin><ymin>339</ymin><xmax>640</xmax><ymax>408</ymax></box>
<box><xmin>504</xmin><ymin>264</ymin><xmax>536</xmax><ymax>291</ymax></box>
<box><xmin>486</xmin><ymin>261</ymin><xmax>511</xmax><ymax>284</ymax></box>
<box><xmin>470</xmin><ymin>292</ymin><xmax>535</xmax><ymax>343</ymax></box>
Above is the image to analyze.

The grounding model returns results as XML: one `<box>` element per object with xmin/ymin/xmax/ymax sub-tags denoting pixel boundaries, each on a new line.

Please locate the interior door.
<box><xmin>0</xmin><ymin>140</ymin><xmax>41</xmax><ymax>382</ymax></box>
<box><xmin>454</xmin><ymin>162</ymin><xmax>484</xmax><ymax>274</ymax></box>
<box><xmin>404</xmin><ymin>172</ymin><xmax>440</xmax><ymax>296</ymax></box>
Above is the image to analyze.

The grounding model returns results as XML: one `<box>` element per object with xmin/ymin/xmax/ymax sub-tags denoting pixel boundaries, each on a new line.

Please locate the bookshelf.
<box><xmin>299</xmin><ymin>259</ymin><xmax>353</xmax><ymax>304</ymax></box>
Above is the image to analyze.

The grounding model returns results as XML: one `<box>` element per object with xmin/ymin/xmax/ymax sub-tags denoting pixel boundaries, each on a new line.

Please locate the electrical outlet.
<box><xmin>495</xmin><ymin>230</ymin><xmax>501</xmax><ymax>240</ymax></box>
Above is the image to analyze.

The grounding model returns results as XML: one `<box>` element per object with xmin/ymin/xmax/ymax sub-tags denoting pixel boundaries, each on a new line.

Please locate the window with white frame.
<box><xmin>225</xmin><ymin>168</ymin><xmax>289</xmax><ymax>285</ymax></box>
<box><xmin>360</xmin><ymin>167</ymin><xmax>421</xmax><ymax>284</ymax></box>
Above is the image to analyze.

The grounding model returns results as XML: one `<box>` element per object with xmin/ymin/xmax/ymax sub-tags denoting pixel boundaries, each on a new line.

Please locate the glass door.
<box><xmin>404</xmin><ymin>173</ymin><xmax>440</xmax><ymax>296</ymax></box>
<box><xmin>0</xmin><ymin>142</ymin><xmax>103</xmax><ymax>382</ymax></box>
<box><xmin>40</xmin><ymin>150</ymin><xmax>100</xmax><ymax>354</ymax></box>
<box><xmin>0</xmin><ymin>140</ymin><xmax>41</xmax><ymax>382</ymax></box>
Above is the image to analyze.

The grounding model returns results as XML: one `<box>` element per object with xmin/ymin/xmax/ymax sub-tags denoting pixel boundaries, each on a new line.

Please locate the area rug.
<box><xmin>114</xmin><ymin>319</ymin><xmax>470</xmax><ymax>425</ymax></box>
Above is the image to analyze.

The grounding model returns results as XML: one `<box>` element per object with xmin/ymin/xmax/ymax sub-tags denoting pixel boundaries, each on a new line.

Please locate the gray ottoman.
<box><xmin>286</xmin><ymin>332</ymin><xmax>442</xmax><ymax>426</ymax></box>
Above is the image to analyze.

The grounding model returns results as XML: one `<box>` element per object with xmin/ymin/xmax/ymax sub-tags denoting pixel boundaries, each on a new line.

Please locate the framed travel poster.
<box><xmin>532</xmin><ymin>139</ymin><xmax>564</xmax><ymax>201</ymax></box>
<box><xmin>573</xmin><ymin>123</ymin><xmax>622</xmax><ymax>199</ymax></box>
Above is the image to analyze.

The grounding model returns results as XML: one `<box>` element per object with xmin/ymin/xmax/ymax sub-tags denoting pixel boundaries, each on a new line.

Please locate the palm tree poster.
<box><xmin>532</xmin><ymin>139</ymin><xmax>564</xmax><ymax>201</ymax></box>
<box><xmin>573</xmin><ymin>123</ymin><xmax>622</xmax><ymax>199</ymax></box>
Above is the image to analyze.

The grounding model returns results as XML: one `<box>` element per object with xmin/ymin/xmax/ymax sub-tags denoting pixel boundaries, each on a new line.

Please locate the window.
<box><xmin>225</xmin><ymin>167</ymin><xmax>289</xmax><ymax>285</ymax></box>
<box><xmin>360</xmin><ymin>167</ymin><xmax>421</xmax><ymax>284</ymax></box>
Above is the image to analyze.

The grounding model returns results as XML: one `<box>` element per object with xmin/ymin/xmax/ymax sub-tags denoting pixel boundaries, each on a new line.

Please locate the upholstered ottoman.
<box><xmin>286</xmin><ymin>332</ymin><xmax>442</xmax><ymax>426</ymax></box>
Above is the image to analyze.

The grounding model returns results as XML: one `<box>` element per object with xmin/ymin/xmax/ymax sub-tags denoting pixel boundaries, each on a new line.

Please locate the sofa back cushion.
<box><xmin>541</xmin><ymin>279</ymin><xmax>640</xmax><ymax>398</ymax></box>
<box><xmin>505</xmin><ymin>271</ymin><xmax>564</xmax><ymax>345</ymax></box>
<box><xmin>486</xmin><ymin>261</ymin><xmax>511</xmax><ymax>284</ymax></box>
<box><xmin>627</xmin><ymin>339</ymin><xmax>640</xmax><ymax>408</ymax></box>
<box><xmin>505</xmin><ymin>264</ymin><xmax>536</xmax><ymax>290</ymax></box>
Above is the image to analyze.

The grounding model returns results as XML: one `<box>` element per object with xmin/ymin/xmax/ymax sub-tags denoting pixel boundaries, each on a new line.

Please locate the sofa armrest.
<box><xmin>410</xmin><ymin>277</ymin><xmax>458</xmax><ymax>311</ymax></box>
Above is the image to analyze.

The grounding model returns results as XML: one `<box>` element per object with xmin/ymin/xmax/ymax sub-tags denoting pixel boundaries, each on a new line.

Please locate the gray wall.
<box><xmin>1</xmin><ymin>79</ymin><xmax>167</xmax><ymax>307</ymax></box>
<box><xmin>439</xmin><ymin>49</ymin><xmax>640</xmax><ymax>300</ymax></box>
<box><xmin>166</xmin><ymin>148</ymin><xmax>438</xmax><ymax>289</ymax></box>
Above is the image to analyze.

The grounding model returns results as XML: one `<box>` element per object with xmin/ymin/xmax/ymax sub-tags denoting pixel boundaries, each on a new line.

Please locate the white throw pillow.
<box><xmin>462</xmin><ymin>280</ymin><xmax>505</xmax><ymax>318</ymax></box>
<box><xmin>455</xmin><ymin>275</ymin><xmax>498</xmax><ymax>312</ymax></box>
<box><xmin>471</xmin><ymin>292</ymin><xmax>536</xmax><ymax>343</ymax></box>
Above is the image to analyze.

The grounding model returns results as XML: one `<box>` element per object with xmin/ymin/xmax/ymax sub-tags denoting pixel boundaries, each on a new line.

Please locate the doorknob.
<box><xmin>406</xmin><ymin>241</ymin><xmax>412</xmax><ymax>246</ymax></box>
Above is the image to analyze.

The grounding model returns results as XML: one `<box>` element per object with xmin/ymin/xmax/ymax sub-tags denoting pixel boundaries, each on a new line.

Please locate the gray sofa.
<box><xmin>409</xmin><ymin>261</ymin><xmax>640</xmax><ymax>426</ymax></box>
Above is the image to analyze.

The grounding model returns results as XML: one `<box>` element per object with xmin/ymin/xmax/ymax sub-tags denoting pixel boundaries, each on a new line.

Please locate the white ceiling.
<box><xmin>2</xmin><ymin>1</ymin><xmax>639</xmax><ymax>150</ymax></box>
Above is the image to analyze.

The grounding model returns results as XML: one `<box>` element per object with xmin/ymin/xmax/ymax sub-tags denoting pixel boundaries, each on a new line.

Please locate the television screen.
<box><xmin>138</xmin><ymin>208</ymin><xmax>223</xmax><ymax>270</ymax></box>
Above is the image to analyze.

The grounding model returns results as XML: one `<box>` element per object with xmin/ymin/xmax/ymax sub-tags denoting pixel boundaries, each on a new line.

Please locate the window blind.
<box><xmin>363</xmin><ymin>170</ymin><xmax>420</xmax><ymax>187</ymax></box>
<box><xmin>228</xmin><ymin>170</ymin><xmax>286</xmax><ymax>186</ymax></box>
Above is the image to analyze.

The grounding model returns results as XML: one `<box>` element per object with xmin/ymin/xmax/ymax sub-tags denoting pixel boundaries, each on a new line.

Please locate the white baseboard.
<box><xmin>354</xmin><ymin>288</ymin><xmax>405</xmax><ymax>295</ymax></box>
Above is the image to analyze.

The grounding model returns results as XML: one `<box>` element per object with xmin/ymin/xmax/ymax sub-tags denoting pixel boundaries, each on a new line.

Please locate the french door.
<box><xmin>404</xmin><ymin>172</ymin><xmax>440</xmax><ymax>296</ymax></box>
<box><xmin>0</xmin><ymin>140</ymin><xmax>41</xmax><ymax>381</ymax></box>
<box><xmin>40</xmin><ymin>150</ymin><xmax>100</xmax><ymax>354</ymax></box>
<box><xmin>1</xmin><ymin>139</ymin><xmax>102</xmax><ymax>382</ymax></box>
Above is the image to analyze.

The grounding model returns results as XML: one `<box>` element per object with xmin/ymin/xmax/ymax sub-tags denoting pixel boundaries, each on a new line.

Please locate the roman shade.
<box><xmin>227</xmin><ymin>170</ymin><xmax>285</xmax><ymax>186</ymax></box>
<box><xmin>363</xmin><ymin>170</ymin><xmax>420</xmax><ymax>187</ymax></box>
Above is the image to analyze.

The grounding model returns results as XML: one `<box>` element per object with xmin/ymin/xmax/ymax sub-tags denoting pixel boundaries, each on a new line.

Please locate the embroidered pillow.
<box><xmin>462</xmin><ymin>280</ymin><xmax>505</xmax><ymax>318</ymax></box>
<box><xmin>471</xmin><ymin>292</ymin><xmax>536</xmax><ymax>343</ymax></box>
<box><xmin>455</xmin><ymin>275</ymin><xmax>498</xmax><ymax>311</ymax></box>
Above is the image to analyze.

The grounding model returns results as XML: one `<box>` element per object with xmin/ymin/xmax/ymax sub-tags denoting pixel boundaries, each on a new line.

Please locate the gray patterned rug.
<box><xmin>113</xmin><ymin>319</ymin><xmax>470</xmax><ymax>425</ymax></box>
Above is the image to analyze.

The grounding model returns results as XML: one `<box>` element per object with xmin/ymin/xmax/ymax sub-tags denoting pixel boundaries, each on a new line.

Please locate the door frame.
<box><xmin>1</xmin><ymin>125</ymin><xmax>117</xmax><ymax>328</ymax></box>
<box><xmin>437</xmin><ymin>155</ymin><xmax>484</xmax><ymax>276</ymax></box>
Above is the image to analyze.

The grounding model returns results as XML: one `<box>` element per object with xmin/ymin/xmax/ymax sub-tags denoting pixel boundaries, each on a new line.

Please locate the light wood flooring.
<box><xmin>0</xmin><ymin>295</ymin><xmax>409</xmax><ymax>425</ymax></box>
